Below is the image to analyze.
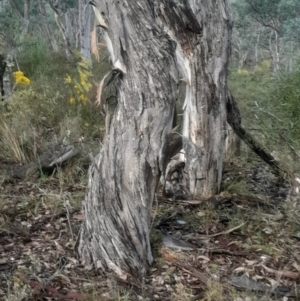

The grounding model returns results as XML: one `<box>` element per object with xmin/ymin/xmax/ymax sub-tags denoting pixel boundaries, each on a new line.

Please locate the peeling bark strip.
<box><xmin>161</xmin><ymin>0</ymin><xmax>232</xmax><ymax>196</ymax></box>
<box><xmin>76</xmin><ymin>1</ymin><xmax>231</xmax><ymax>276</ymax></box>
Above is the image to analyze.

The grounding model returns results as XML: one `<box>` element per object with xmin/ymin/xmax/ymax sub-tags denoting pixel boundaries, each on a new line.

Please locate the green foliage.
<box><xmin>229</xmin><ymin>0</ymin><xmax>299</xmax><ymax>34</ymax></box>
<box><xmin>229</xmin><ymin>62</ymin><xmax>272</xmax><ymax>120</ymax></box>
<box><xmin>16</xmin><ymin>38</ymin><xmax>74</xmax><ymax>78</ymax></box>
<box><xmin>229</xmin><ymin>61</ymin><xmax>300</xmax><ymax>172</ymax></box>
<box><xmin>0</xmin><ymin>41</ymin><xmax>107</xmax><ymax>165</ymax></box>
<box><xmin>271</xmin><ymin>65</ymin><xmax>300</xmax><ymax>140</ymax></box>
<box><xmin>229</xmin><ymin>0</ymin><xmax>300</xmax><ymax>71</ymax></box>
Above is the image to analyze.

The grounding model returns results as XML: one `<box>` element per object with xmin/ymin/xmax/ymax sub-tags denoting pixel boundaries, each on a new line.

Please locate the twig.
<box><xmin>200</xmin><ymin>222</ymin><xmax>246</xmax><ymax>238</ymax></box>
<box><xmin>254</xmin><ymin>101</ymin><xmax>284</xmax><ymax>123</ymax></box>
<box><xmin>64</xmin><ymin>199</ymin><xmax>74</xmax><ymax>241</ymax></box>
<box><xmin>207</xmin><ymin>248</ymin><xmax>250</xmax><ymax>257</ymax></box>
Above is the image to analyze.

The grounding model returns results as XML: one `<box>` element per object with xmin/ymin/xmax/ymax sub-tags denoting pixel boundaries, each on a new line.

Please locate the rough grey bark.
<box><xmin>177</xmin><ymin>1</ymin><xmax>231</xmax><ymax>196</ymax></box>
<box><xmin>76</xmin><ymin>0</ymin><xmax>231</xmax><ymax>277</ymax></box>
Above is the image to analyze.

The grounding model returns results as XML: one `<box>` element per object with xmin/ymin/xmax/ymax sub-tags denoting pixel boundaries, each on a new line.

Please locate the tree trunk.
<box><xmin>38</xmin><ymin>0</ymin><xmax>59</xmax><ymax>52</ymax></box>
<box><xmin>0</xmin><ymin>53</ymin><xmax>6</xmax><ymax>100</ymax></box>
<box><xmin>22</xmin><ymin>0</ymin><xmax>30</xmax><ymax>38</ymax></box>
<box><xmin>48</xmin><ymin>0</ymin><xmax>74</xmax><ymax>61</ymax></box>
<box><xmin>76</xmin><ymin>0</ymin><xmax>231</xmax><ymax>277</ymax></box>
<box><xmin>269</xmin><ymin>30</ymin><xmax>280</xmax><ymax>74</ymax></box>
<box><xmin>78</xmin><ymin>0</ymin><xmax>92</xmax><ymax>59</ymax></box>
<box><xmin>2</xmin><ymin>50</ymin><xmax>13</xmax><ymax>100</ymax></box>
<box><xmin>8</xmin><ymin>0</ymin><xmax>30</xmax><ymax>44</ymax></box>
<box><xmin>254</xmin><ymin>29</ymin><xmax>261</xmax><ymax>65</ymax></box>
<box><xmin>179</xmin><ymin>1</ymin><xmax>231</xmax><ymax>196</ymax></box>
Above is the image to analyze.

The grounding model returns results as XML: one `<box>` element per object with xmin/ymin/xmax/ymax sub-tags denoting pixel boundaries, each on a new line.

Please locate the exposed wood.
<box><xmin>172</xmin><ymin>1</ymin><xmax>231</xmax><ymax>197</ymax></box>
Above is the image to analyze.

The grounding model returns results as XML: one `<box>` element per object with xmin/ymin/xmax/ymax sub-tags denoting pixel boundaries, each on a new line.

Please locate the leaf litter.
<box><xmin>0</xmin><ymin>158</ymin><xmax>300</xmax><ymax>300</ymax></box>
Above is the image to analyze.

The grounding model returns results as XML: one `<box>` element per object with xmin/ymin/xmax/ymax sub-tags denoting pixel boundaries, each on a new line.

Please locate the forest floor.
<box><xmin>0</xmin><ymin>156</ymin><xmax>300</xmax><ymax>301</ymax></box>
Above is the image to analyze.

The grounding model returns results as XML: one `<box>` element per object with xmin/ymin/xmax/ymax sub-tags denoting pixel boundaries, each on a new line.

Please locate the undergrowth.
<box><xmin>229</xmin><ymin>60</ymin><xmax>300</xmax><ymax>173</ymax></box>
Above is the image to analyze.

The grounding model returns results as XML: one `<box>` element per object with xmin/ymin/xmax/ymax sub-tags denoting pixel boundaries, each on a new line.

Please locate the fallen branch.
<box><xmin>227</xmin><ymin>92</ymin><xmax>283</xmax><ymax>176</ymax></box>
<box><xmin>1</xmin><ymin>139</ymin><xmax>80</xmax><ymax>180</ymax></box>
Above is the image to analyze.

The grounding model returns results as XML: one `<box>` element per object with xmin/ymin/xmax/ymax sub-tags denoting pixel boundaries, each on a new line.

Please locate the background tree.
<box><xmin>76</xmin><ymin>0</ymin><xmax>231</xmax><ymax>277</ymax></box>
<box><xmin>229</xmin><ymin>0</ymin><xmax>300</xmax><ymax>73</ymax></box>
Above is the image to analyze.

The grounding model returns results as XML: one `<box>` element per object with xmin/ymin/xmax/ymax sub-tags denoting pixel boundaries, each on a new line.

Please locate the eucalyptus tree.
<box><xmin>76</xmin><ymin>0</ymin><xmax>232</xmax><ymax>277</ymax></box>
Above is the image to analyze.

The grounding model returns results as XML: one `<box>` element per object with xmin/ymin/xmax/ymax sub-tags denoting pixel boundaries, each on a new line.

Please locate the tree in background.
<box><xmin>229</xmin><ymin>0</ymin><xmax>300</xmax><ymax>73</ymax></box>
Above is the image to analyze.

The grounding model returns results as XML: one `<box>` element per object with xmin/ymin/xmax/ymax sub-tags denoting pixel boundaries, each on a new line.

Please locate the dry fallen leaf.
<box><xmin>54</xmin><ymin>240</ymin><xmax>66</xmax><ymax>255</ymax></box>
<box><xmin>233</xmin><ymin>266</ymin><xmax>246</xmax><ymax>274</ymax></box>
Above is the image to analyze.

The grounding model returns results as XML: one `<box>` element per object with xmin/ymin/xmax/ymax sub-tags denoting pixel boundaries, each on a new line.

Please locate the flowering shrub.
<box><xmin>237</xmin><ymin>68</ymin><xmax>249</xmax><ymax>76</ymax></box>
<box><xmin>65</xmin><ymin>57</ymin><xmax>93</xmax><ymax>105</ymax></box>
<box><xmin>13</xmin><ymin>71</ymin><xmax>30</xmax><ymax>85</ymax></box>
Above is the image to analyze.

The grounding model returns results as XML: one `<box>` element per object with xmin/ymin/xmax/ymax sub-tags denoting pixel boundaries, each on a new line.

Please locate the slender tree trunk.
<box><xmin>78</xmin><ymin>0</ymin><xmax>92</xmax><ymax>59</ymax></box>
<box><xmin>20</xmin><ymin>0</ymin><xmax>30</xmax><ymax>40</ymax></box>
<box><xmin>48</xmin><ymin>1</ymin><xmax>74</xmax><ymax>60</ymax></box>
<box><xmin>269</xmin><ymin>30</ymin><xmax>280</xmax><ymax>74</ymax></box>
<box><xmin>2</xmin><ymin>50</ymin><xmax>13</xmax><ymax>100</ymax></box>
<box><xmin>288</xmin><ymin>41</ymin><xmax>293</xmax><ymax>72</ymax></box>
<box><xmin>254</xmin><ymin>29</ymin><xmax>260</xmax><ymax>65</ymax></box>
<box><xmin>38</xmin><ymin>0</ymin><xmax>59</xmax><ymax>52</ymax></box>
<box><xmin>9</xmin><ymin>0</ymin><xmax>30</xmax><ymax>40</ymax></box>
<box><xmin>65</xmin><ymin>10</ymin><xmax>73</xmax><ymax>45</ymax></box>
<box><xmin>76</xmin><ymin>0</ymin><xmax>231</xmax><ymax>277</ymax></box>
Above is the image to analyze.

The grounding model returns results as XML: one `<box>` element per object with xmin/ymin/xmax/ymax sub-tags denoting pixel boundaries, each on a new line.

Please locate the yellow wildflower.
<box><xmin>254</xmin><ymin>66</ymin><xmax>263</xmax><ymax>73</ymax></box>
<box><xmin>13</xmin><ymin>71</ymin><xmax>31</xmax><ymax>85</ymax></box>
<box><xmin>19</xmin><ymin>76</ymin><xmax>30</xmax><ymax>85</ymax></box>
<box><xmin>65</xmin><ymin>75</ymin><xmax>72</xmax><ymax>83</ymax></box>
<box><xmin>69</xmin><ymin>97</ymin><xmax>75</xmax><ymax>104</ymax></box>
<box><xmin>237</xmin><ymin>68</ymin><xmax>249</xmax><ymax>76</ymax></box>
<box><xmin>13</xmin><ymin>71</ymin><xmax>24</xmax><ymax>78</ymax></box>
<box><xmin>79</xmin><ymin>94</ymin><xmax>87</xmax><ymax>102</ymax></box>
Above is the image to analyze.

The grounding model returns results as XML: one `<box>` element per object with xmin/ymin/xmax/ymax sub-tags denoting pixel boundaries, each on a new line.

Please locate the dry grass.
<box><xmin>0</xmin><ymin>120</ymin><xmax>30</xmax><ymax>164</ymax></box>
